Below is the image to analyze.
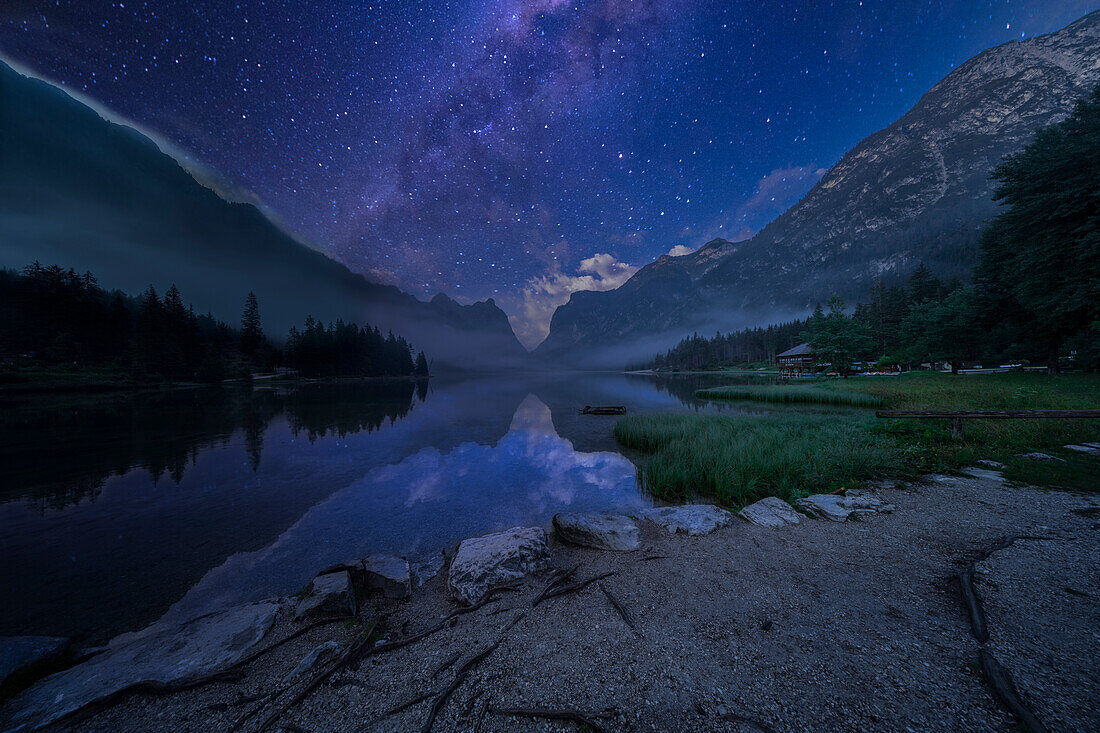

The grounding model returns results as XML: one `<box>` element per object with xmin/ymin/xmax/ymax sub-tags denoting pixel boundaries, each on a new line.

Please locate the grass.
<box><xmin>695</xmin><ymin>384</ymin><xmax>883</xmax><ymax>407</ymax></box>
<box><xmin>614</xmin><ymin>413</ymin><xmax>908</xmax><ymax>506</ymax></box>
<box><xmin>623</xmin><ymin>372</ymin><xmax>1100</xmax><ymax>504</ymax></box>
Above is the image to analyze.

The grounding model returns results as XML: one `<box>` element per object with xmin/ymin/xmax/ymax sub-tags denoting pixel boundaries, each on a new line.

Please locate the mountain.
<box><xmin>537</xmin><ymin>11</ymin><xmax>1100</xmax><ymax>367</ymax></box>
<box><xmin>0</xmin><ymin>60</ymin><xmax>528</xmax><ymax>370</ymax></box>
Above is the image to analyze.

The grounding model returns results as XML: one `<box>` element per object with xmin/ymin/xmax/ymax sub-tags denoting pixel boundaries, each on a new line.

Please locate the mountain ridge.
<box><xmin>0</xmin><ymin>60</ymin><xmax>529</xmax><ymax>369</ymax></box>
<box><xmin>537</xmin><ymin>11</ymin><xmax>1100</xmax><ymax>366</ymax></box>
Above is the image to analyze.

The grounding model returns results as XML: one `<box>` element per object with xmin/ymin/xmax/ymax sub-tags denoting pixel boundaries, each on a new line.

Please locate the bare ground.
<box><xmin>41</xmin><ymin>473</ymin><xmax>1100</xmax><ymax>732</ymax></box>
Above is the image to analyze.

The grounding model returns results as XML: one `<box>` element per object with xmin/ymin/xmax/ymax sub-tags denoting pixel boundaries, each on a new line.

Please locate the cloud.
<box><xmin>666</xmin><ymin>244</ymin><xmax>696</xmax><ymax>257</ymax></box>
<box><xmin>505</xmin><ymin>253</ymin><xmax>638</xmax><ymax>349</ymax></box>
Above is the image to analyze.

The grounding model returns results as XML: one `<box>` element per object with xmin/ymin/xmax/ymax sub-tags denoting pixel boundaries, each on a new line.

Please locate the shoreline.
<box><xmin>3</xmin><ymin>468</ymin><xmax>1097</xmax><ymax>731</ymax></box>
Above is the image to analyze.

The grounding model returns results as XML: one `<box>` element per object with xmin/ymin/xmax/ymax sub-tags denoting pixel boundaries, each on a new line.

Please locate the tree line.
<box><xmin>640</xmin><ymin>320</ymin><xmax>808</xmax><ymax>371</ymax></box>
<box><xmin>0</xmin><ymin>263</ymin><xmax>429</xmax><ymax>383</ymax></box>
<box><xmin>647</xmin><ymin>85</ymin><xmax>1100</xmax><ymax>374</ymax></box>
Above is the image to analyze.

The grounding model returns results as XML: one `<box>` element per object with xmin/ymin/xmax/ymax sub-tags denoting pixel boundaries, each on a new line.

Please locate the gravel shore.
<box><xmin>23</xmin><ymin>472</ymin><xmax>1100</xmax><ymax>732</ymax></box>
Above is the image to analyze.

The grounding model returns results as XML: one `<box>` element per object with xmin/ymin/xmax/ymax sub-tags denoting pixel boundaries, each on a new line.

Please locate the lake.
<box><xmin>0</xmin><ymin>372</ymin><xmax>764</xmax><ymax>644</ymax></box>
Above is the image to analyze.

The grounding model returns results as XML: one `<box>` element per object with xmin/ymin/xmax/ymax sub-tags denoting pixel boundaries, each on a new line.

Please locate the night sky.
<box><xmin>0</xmin><ymin>1</ymin><xmax>1094</xmax><ymax>346</ymax></box>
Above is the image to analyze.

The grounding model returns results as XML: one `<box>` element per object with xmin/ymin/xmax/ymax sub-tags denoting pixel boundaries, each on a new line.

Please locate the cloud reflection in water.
<box><xmin>163</xmin><ymin>395</ymin><xmax>644</xmax><ymax>623</ymax></box>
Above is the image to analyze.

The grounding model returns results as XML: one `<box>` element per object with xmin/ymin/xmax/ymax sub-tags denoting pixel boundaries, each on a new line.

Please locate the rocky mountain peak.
<box><xmin>536</xmin><ymin>12</ymin><xmax>1100</xmax><ymax>367</ymax></box>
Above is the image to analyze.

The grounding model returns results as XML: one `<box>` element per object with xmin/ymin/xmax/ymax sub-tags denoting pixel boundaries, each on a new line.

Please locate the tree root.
<box><xmin>957</xmin><ymin>569</ymin><xmax>988</xmax><ymax>643</ymax></box>
<box><xmin>233</xmin><ymin>615</ymin><xmax>354</xmax><ymax>671</ymax></box>
<box><xmin>385</xmin><ymin>690</ymin><xmax>435</xmax><ymax>716</ymax></box>
<box><xmin>954</xmin><ymin>537</ymin><xmax>1051</xmax><ymax>733</ymax></box>
<box><xmin>360</xmin><ymin>591</ymin><xmax>502</xmax><ymax>662</ymax></box>
<box><xmin>243</xmin><ymin>620</ymin><xmax>378</xmax><ymax>733</ymax></box>
<box><xmin>979</xmin><ymin>650</ymin><xmax>1049</xmax><ymax>733</ymax></box>
<box><xmin>420</xmin><ymin>641</ymin><xmax>500</xmax><ymax>733</ymax></box>
<box><xmin>431</xmin><ymin>653</ymin><xmax>461</xmax><ymax>679</ymax></box>
<box><xmin>473</xmin><ymin>694</ymin><xmax>490</xmax><ymax>732</ymax></box>
<box><xmin>532</xmin><ymin>563</ymin><xmax>582</xmax><ymax>605</ymax></box>
<box><xmin>534</xmin><ymin>572</ymin><xmax>616</xmax><ymax>606</ymax></box>
<box><xmin>599</xmin><ymin>582</ymin><xmax>635</xmax><ymax>631</ymax></box>
<box><xmin>48</xmin><ymin>671</ymin><xmax>247</xmax><ymax>729</ymax></box>
<box><xmin>490</xmin><ymin>707</ymin><xmax>608</xmax><ymax>732</ymax></box>
<box><xmin>504</xmin><ymin>611</ymin><xmax>527</xmax><ymax>632</ymax></box>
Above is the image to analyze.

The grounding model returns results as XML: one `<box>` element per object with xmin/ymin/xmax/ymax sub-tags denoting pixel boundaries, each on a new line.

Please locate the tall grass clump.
<box><xmin>695</xmin><ymin>385</ymin><xmax>883</xmax><ymax>407</ymax></box>
<box><xmin>614</xmin><ymin>413</ymin><xmax>906</xmax><ymax>507</ymax></box>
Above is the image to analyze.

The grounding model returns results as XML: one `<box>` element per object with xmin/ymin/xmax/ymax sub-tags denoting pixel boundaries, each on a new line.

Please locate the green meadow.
<box><xmin>618</xmin><ymin>372</ymin><xmax>1100</xmax><ymax>505</ymax></box>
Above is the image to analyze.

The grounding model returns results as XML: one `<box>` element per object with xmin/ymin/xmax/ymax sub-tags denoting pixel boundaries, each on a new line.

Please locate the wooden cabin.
<box><xmin>776</xmin><ymin>342</ymin><xmax>816</xmax><ymax>375</ymax></box>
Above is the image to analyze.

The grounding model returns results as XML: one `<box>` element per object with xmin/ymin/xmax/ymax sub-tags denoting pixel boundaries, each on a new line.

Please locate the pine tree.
<box><xmin>976</xmin><ymin>85</ymin><xmax>1100</xmax><ymax>372</ymax></box>
<box><xmin>240</xmin><ymin>291</ymin><xmax>263</xmax><ymax>363</ymax></box>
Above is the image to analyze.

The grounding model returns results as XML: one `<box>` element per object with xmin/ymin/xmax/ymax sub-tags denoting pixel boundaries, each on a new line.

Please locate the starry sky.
<box><xmin>0</xmin><ymin>1</ymin><xmax>1094</xmax><ymax>347</ymax></box>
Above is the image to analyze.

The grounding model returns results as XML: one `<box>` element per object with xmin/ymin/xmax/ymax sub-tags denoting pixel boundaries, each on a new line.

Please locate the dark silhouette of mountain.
<box><xmin>537</xmin><ymin>11</ymin><xmax>1100</xmax><ymax>367</ymax></box>
<box><xmin>0</xmin><ymin>60</ymin><xmax>528</xmax><ymax>369</ymax></box>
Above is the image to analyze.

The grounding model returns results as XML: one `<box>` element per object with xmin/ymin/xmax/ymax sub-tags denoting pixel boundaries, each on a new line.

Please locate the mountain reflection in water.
<box><xmin>160</xmin><ymin>394</ymin><xmax>643</xmax><ymax>625</ymax></box>
<box><xmin>0</xmin><ymin>373</ymin><xmax>755</xmax><ymax>643</ymax></box>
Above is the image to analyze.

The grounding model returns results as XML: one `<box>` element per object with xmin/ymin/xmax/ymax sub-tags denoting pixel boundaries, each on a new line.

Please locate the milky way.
<box><xmin>0</xmin><ymin>0</ymin><xmax>1091</xmax><ymax>346</ymax></box>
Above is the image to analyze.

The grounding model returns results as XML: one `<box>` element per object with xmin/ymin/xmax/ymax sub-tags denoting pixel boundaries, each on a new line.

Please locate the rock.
<box><xmin>737</xmin><ymin>497</ymin><xmax>802</xmax><ymax>528</ymax></box>
<box><xmin>296</xmin><ymin>570</ymin><xmax>356</xmax><ymax>621</ymax></box>
<box><xmin>362</xmin><ymin>553</ymin><xmax>412</xmax><ymax>599</ymax></box>
<box><xmin>641</xmin><ymin>504</ymin><xmax>733</xmax><ymax>535</ymax></box>
<box><xmin>797</xmin><ymin>490</ymin><xmax>895</xmax><ymax>522</ymax></box>
<box><xmin>3</xmin><ymin>602</ymin><xmax>277</xmax><ymax>730</ymax></box>
<box><xmin>1065</xmin><ymin>444</ymin><xmax>1100</xmax><ymax>456</ymax></box>
<box><xmin>0</xmin><ymin>636</ymin><xmax>69</xmax><ymax>687</ymax></box>
<box><xmin>447</xmin><ymin>526</ymin><xmax>550</xmax><ymax>605</ymax></box>
<box><xmin>977</xmin><ymin>459</ymin><xmax>1006</xmax><ymax>469</ymax></box>
<box><xmin>552</xmin><ymin>512</ymin><xmax>640</xmax><ymax>551</ymax></box>
<box><xmin>411</xmin><ymin>553</ymin><xmax>446</xmax><ymax>588</ymax></box>
<box><xmin>282</xmin><ymin>640</ymin><xmax>340</xmax><ymax>682</ymax></box>
<box><xmin>961</xmin><ymin>467</ymin><xmax>1006</xmax><ymax>482</ymax></box>
<box><xmin>1015</xmin><ymin>452</ymin><xmax>1065</xmax><ymax>462</ymax></box>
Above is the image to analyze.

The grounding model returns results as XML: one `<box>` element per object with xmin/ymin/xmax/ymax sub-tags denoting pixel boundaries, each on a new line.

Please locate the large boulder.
<box><xmin>737</xmin><ymin>497</ymin><xmax>802</xmax><ymax>528</ymax></box>
<box><xmin>447</xmin><ymin>527</ymin><xmax>550</xmax><ymax>605</ymax></box>
<box><xmin>296</xmin><ymin>570</ymin><xmax>356</xmax><ymax>621</ymax></box>
<box><xmin>797</xmin><ymin>489</ymin><xmax>895</xmax><ymax>522</ymax></box>
<box><xmin>1065</xmin><ymin>444</ymin><xmax>1100</xmax><ymax>456</ymax></box>
<box><xmin>362</xmin><ymin>554</ymin><xmax>413</xmax><ymax>599</ymax></box>
<box><xmin>3</xmin><ymin>602</ymin><xmax>278</xmax><ymax>730</ymax></box>
<box><xmin>0</xmin><ymin>636</ymin><xmax>69</xmax><ymax>687</ymax></box>
<box><xmin>552</xmin><ymin>513</ymin><xmax>640</xmax><ymax>551</ymax></box>
<box><xmin>642</xmin><ymin>505</ymin><xmax>732</xmax><ymax>536</ymax></box>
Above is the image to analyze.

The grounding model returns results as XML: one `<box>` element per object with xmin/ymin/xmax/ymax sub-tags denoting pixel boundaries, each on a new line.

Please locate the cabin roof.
<box><xmin>776</xmin><ymin>342</ymin><xmax>814</xmax><ymax>358</ymax></box>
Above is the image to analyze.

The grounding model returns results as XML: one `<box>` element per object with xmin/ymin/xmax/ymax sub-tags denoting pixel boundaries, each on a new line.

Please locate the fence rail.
<box><xmin>875</xmin><ymin>409</ymin><xmax>1100</xmax><ymax>439</ymax></box>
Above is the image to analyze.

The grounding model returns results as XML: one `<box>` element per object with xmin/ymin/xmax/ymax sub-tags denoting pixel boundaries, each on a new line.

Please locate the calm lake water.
<box><xmin>0</xmin><ymin>373</ymin><xmax>761</xmax><ymax>644</ymax></box>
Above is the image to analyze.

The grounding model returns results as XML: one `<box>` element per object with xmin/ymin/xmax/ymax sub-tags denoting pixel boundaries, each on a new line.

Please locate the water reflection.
<box><xmin>0</xmin><ymin>372</ymin><xmax>742</xmax><ymax>644</ymax></box>
<box><xmin>162</xmin><ymin>395</ymin><xmax>643</xmax><ymax>624</ymax></box>
<box><xmin>0</xmin><ymin>381</ymin><xmax>423</xmax><ymax>510</ymax></box>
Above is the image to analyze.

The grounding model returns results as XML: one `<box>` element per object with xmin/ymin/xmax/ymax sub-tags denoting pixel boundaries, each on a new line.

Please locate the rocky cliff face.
<box><xmin>0</xmin><ymin>61</ymin><xmax>528</xmax><ymax>369</ymax></box>
<box><xmin>538</xmin><ymin>11</ymin><xmax>1100</xmax><ymax>366</ymax></box>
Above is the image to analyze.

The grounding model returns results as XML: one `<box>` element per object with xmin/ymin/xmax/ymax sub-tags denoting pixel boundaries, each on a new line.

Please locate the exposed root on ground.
<box><xmin>420</xmin><ymin>641</ymin><xmax>500</xmax><ymax>733</ymax></box>
<box><xmin>955</xmin><ymin>536</ymin><xmax>1054</xmax><ymax>733</ymax></box>
<box><xmin>599</xmin><ymin>582</ymin><xmax>636</xmax><ymax>632</ymax></box>
<box><xmin>532</xmin><ymin>563</ymin><xmax>581</xmax><ymax>605</ymax></box>
<box><xmin>490</xmin><ymin>706</ymin><xmax>608</xmax><ymax>732</ymax></box>
<box><xmin>534</xmin><ymin>572</ymin><xmax>616</xmax><ymax>606</ymax></box>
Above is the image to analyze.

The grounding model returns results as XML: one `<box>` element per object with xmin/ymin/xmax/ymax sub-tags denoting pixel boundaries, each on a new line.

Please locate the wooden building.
<box><xmin>776</xmin><ymin>343</ymin><xmax>816</xmax><ymax>375</ymax></box>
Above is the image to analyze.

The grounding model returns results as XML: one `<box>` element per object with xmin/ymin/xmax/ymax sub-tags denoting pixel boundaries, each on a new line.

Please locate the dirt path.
<box><xmin>51</xmin><ymin>474</ymin><xmax>1100</xmax><ymax>732</ymax></box>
